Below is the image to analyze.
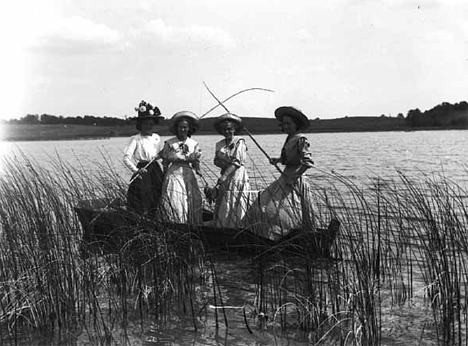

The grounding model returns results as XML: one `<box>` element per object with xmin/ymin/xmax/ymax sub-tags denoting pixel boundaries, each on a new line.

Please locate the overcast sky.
<box><xmin>0</xmin><ymin>0</ymin><xmax>467</xmax><ymax>121</ymax></box>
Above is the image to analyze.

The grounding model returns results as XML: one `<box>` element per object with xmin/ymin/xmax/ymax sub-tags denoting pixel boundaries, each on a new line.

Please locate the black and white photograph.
<box><xmin>0</xmin><ymin>0</ymin><xmax>467</xmax><ymax>345</ymax></box>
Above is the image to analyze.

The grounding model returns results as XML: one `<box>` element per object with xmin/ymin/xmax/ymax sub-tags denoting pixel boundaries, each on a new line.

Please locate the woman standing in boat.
<box><xmin>212</xmin><ymin>113</ymin><xmax>251</xmax><ymax>228</ymax></box>
<box><xmin>159</xmin><ymin>111</ymin><xmax>203</xmax><ymax>224</ymax></box>
<box><xmin>123</xmin><ymin>100</ymin><xmax>165</xmax><ymax>215</ymax></box>
<box><xmin>247</xmin><ymin>106</ymin><xmax>315</xmax><ymax>240</ymax></box>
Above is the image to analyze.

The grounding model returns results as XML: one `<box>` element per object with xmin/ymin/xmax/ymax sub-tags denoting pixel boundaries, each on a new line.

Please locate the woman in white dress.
<box><xmin>212</xmin><ymin>113</ymin><xmax>251</xmax><ymax>228</ymax></box>
<box><xmin>123</xmin><ymin>100</ymin><xmax>165</xmax><ymax>215</ymax></box>
<box><xmin>159</xmin><ymin>111</ymin><xmax>203</xmax><ymax>225</ymax></box>
<box><xmin>247</xmin><ymin>106</ymin><xmax>315</xmax><ymax>240</ymax></box>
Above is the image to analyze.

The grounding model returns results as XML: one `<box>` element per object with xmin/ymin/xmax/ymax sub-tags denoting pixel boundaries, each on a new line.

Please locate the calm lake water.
<box><xmin>1</xmin><ymin>129</ymin><xmax>468</xmax><ymax>346</ymax></box>
<box><xmin>1</xmin><ymin>130</ymin><xmax>468</xmax><ymax>187</ymax></box>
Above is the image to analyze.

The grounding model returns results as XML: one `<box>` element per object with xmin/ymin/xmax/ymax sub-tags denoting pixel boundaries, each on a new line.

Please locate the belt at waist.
<box><xmin>170</xmin><ymin>161</ymin><xmax>191</xmax><ymax>167</ymax></box>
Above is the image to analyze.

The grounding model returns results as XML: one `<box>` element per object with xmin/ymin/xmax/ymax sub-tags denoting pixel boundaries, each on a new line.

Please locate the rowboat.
<box><xmin>74</xmin><ymin>200</ymin><xmax>340</xmax><ymax>259</ymax></box>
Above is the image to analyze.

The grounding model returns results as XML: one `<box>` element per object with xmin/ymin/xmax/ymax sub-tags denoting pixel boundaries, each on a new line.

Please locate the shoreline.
<box><xmin>1</xmin><ymin>120</ymin><xmax>467</xmax><ymax>142</ymax></box>
<box><xmin>2</xmin><ymin>127</ymin><xmax>467</xmax><ymax>142</ymax></box>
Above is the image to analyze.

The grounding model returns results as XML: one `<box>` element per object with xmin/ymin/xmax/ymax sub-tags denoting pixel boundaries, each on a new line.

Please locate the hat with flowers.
<box><xmin>131</xmin><ymin>100</ymin><xmax>164</xmax><ymax>121</ymax></box>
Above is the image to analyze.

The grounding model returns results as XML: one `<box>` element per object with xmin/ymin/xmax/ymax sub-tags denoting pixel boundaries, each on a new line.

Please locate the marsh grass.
<box><xmin>0</xmin><ymin>154</ymin><xmax>209</xmax><ymax>345</ymax></box>
<box><xmin>2</xmin><ymin>151</ymin><xmax>468</xmax><ymax>346</ymax></box>
<box><xmin>249</xmin><ymin>168</ymin><xmax>468</xmax><ymax>346</ymax></box>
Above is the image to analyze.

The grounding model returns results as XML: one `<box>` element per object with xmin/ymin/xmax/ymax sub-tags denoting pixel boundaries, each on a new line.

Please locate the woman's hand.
<box><xmin>269</xmin><ymin>157</ymin><xmax>280</xmax><ymax>165</ymax></box>
<box><xmin>217</xmin><ymin>175</ymin><xmax>227</xmax><ymax>186</ymax></box>
<box><xmin>132</xmin><ymin>167</ymin><xmax>148</xmax><ymax>180</ymax></box>
<box><xmin>287</xmin><ymin>173</ymin><xmax>302</xmax><ymax>186</ymax></box>
<box><xmin>285</xmin><ymin>174</ymin><xmax>297</xmax><ymax>186</ymax></box>
<box><xmin>286</xmin><ymin>166</ymin><xmax>308</xmax><ymax>186</ymax></box>
<box><xmin>192</xmin><ymin>161</ymin><xmax>200</xmax><ymax>173</ymax></box>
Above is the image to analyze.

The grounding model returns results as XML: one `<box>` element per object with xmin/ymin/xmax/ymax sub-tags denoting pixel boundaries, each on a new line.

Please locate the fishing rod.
<box><xmin>92</xmin><ymin>87</ymin><xmax>277</xmax><ymax>216</ymax></box>
<box><xmin>87</xmin><ymin>158</ymin><xmax>161</xmax><ymax>225</ymax></box>
<box><xmin>199</xmin><ymin>87</ymin><xmax>274</xmax><ymax>120</ymax></box>
<box><xmin>201</xmin><ymin>82</ymin><xmax>313</xmax><ymax>204</ymax></box>
<box><xmin>202</xmin><ymin>82</ymin><xmax>283</xmax><ymax>175</ymax></box>
<box><xmin>128</xmin><ymin>157</ymin><xmax>160</xmax><ymax>184</ymax></box>
<box><xmin>195</xmin><ymin>170</ymin><xmax>210</xmax><ymax>186</ymax></box>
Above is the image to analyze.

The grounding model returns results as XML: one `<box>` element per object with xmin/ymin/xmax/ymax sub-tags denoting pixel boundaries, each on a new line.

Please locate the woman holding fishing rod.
<box><xmin>209</xmin><ymin>113</ymin><xmax>251</xmax><ymax>228</ymax></box>
<box><xmin>246</xmin><ymin>106</ymin><xmax>315</xmax><ymax>240</ymax></box>
<box><xmin>123</xmin><ymin>100</ymin><xmax>165</xmax><ymax>215</ymax></box>
<box><xmin>158</xmin><ymin>111</ymin><xmax>203</xmax><ymax>225</ymax></box>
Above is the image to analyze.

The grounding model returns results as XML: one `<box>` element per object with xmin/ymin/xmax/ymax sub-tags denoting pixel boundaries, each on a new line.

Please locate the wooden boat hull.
<box><xmin>74</xmin><ymin>205</ymin><xmax>339</xmax><ymax>259</ymax></box>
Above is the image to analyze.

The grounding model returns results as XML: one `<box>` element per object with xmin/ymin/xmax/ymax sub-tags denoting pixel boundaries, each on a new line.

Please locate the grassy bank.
<box><xmin>1</xmin><ymin>154</ymin><xmax>468</xmax><ymax>345</ymax></box>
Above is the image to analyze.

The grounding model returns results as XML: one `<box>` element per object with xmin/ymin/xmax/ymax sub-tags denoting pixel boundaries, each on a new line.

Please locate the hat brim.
<box><xmin>274</xmin><ymin>106</ymin><xmax>309</xmax><ymax>130</ymax></box>
<box><xmin>169</xmin><ymin>114</ymin><xmax>200</xmax><ymax>135</ymax></box>
<box><xmin>213</xmin><ymin>114</ymin><xmax>244</xmax><ymax>135</ymax></box>
<box><xmin>130</xmin><ymin>115</ymin><xmax>165</xmax><ymax>121</ymax></box>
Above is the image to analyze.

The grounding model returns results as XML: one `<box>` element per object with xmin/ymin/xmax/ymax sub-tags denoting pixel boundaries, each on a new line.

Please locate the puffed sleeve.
<box><xmin>229</xmin><ymin>138</ymin><xmax>247</xmax><ymax>167</ymax></box>
<box><xmin>123</xmin><ymin>137</ymin><xmax>138</xmax><ymax>173</ymax></box>
<box><xmin>160</xmin><ymin>141</ymin><xmax>170</xmax><ymax>160</ymax></box>
<box><xmin>160</xmin><ymin>141</ymin><xmax>170</xmax><ymax>170</ymax></box>
<box><xmin>153</xmin><ymin>134</ymin><xmax>164</xmax><ymax>158</ymax></box>
<box><xmin>214</xmin><ymin>146</ymin><xmax>225</xmax><ymax>169</ymax></box>
<box><xmin>298</xmin><ymin>137</ymin><xmax>314</xmax><ymax>167</ymax></box>
<box><xmin>192</xmin><ymin>143</ymin><xmax>202</xmax><ymax>162</ymax></box>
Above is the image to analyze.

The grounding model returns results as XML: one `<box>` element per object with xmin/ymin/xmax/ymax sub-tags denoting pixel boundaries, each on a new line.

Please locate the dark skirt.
<box><xmin>126</xmin><ymin>160</ymin><xmax>165</xmax><ymax>215</ymax></box>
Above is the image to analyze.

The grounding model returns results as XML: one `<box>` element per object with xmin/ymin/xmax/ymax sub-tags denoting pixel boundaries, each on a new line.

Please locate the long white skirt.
<box><xmin>214</xmin><ymin>166</ymin><xmax>250</xmax><ymax>228</ymax></box>
<box><xmin>245</xmin><ymin>168</ymin><xmax>315</xmax><ymax>240</ymax></box>
<box><xmin>159</xmin><ymin>162</ymin><xmax>203</xmax><ymax>225</ymax></box>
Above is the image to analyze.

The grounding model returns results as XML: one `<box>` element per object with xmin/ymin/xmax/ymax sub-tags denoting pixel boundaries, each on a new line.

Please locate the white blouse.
<box><xmin>123</xmin><ymin>133</ymin><xmax>162</xmax><ymax>173</ymax></box>
<box><xmin>161</xmin><ymin>137</ymin><xmax>201</xmax><ymax>164</ymax></box>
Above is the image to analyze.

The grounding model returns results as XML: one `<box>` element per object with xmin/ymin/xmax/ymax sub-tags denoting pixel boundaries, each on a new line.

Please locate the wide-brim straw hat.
<box><xmin>213</xmin><ymin>113</ymin><xmax>244</xmax><ymax>135</ymax></box>
<box><xmin>274</xmin><ymin>106</ymin><xmax>310</xmax><ymax>130</ymax></box>
<box><xmin>169</xmin><ymin>111</ymin><xmax>200</xmax><ymax>135</ymax></box>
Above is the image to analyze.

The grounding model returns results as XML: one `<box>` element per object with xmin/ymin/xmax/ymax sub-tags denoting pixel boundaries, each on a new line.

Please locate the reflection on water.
<box><xmin>1</xmin><ymin>130</ymin><xmax>468</xmax><ymax>187</ymax></box>
<box><xmin>141</xmin><ymin>256</ymin><xmax>313</xmax><ymax>346</ymax></box>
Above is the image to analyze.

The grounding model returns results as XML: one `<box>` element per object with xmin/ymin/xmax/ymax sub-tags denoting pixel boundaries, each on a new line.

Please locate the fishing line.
<box><xmin>199</xmin><ymin>86</ymin><xmax>274</xmax><ymax>120</ymax></box>
<box><xmin>202</xmin><ymin>82</ymin><xmax>282</xmax><ymax>174</ymax></box>
<box><xmin>201</xmin><ymin>82</ymin><xmax>312</xmax><ymax>221</ymax></box>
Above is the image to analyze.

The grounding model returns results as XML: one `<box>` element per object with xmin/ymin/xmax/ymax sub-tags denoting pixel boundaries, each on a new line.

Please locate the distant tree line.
<box><xmin>406</xmin><ymin>101</ymin><xmax>468</xmax><ymax>127</ymax></box>
<box><xmin>7</xmin><ymin>114</ymin><xmax>131</xmax><ymax>126</ymax></box>
<box><xmin>5</xmin><ymin>100</ymin><xmax>468</xmax><ymax>131</ymax></box>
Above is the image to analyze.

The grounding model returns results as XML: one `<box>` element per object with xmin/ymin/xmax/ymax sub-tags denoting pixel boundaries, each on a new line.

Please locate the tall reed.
<box><xmin>2</xmin><ymin>150</ymin><xmax>468</xmax><ymax>346</ymax></box>
<box><xmin>250</xmin><ymin>168</ymin><xmax>468</xmax><ymax>345</ymax></box>
<box><xmin>0</xmin><ymin>154</ymin><xmax>208</xmax><ymax>345</ymax></box>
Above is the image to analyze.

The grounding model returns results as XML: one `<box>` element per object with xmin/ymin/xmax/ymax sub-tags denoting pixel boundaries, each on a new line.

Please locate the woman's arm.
<box><xmin>123</xmin><ymin>137</ymin><xmax>139</xmax><ymax>173</ymax></box>
<box><xmin>214</xmin><ymin>156</ymin><xmax>225</xmax><ymax>169</ymax></box>
<box><xmin>160</xmin><ymin>142</ymin><xmax>170</xmax><ymax>173</ymax></box>
<box><xmin>217</xmin><ymin>139</ymin><xmax>246</xmax><ymax>184</ymax></box>
<box><xmin>286</xmin><ymin>137</ymin><xmax>314</xmax><ymax>185</ymax></box>
<box><xmin>191</xmin><ymin>143</ymin><xmax>202</xmax><ymax>173</ymax></box>
<box><xmin>269</xmin><ymin>157</ymin><xmax>281</xmax><ymax>165</ymax></box>
<box><xmin>217</xmin><ymin>164</ymin><xmax>236</xmax><ymax>185</ymax></box>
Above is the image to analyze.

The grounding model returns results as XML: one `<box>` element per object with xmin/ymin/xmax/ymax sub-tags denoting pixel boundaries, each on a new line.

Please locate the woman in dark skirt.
<box><xmin>123</xmin><ymin>100</ymin><xmax>165</xmax><ymax>215</ymax></box>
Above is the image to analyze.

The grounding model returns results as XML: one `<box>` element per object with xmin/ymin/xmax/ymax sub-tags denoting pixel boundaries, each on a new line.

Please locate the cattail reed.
<box><xmin>1</xmin><ymin>151</ymin><xmax>468</xmax><ymax>345</ymax></box>
<box><xmin>0</xmin><ymin>154</ymin><xmax>208</xmax><ymax>345</ymax></box>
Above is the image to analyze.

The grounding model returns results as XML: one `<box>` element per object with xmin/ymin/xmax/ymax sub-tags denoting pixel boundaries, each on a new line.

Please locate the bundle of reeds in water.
<box><xmin>1</xmin><ymin>152</ymin><xmax>468</xmax><ymax>345</ymax></box>
<box><xmin>0</xmin><ymin>154</ymin><xmax>209</xmax><ymax>345</ymax></box>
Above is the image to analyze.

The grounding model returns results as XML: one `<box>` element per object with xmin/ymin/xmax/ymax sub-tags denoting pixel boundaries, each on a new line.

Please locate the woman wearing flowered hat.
<box><xmin>246</xmin><ymin>106</ymin><xmax>315</xmax><ymax>240</ymax></box>
<box><xmin>123</xmin><ymin>100</ymin><xmax>165</xmax><ymax>215</ymax></box>
<box><xmin>210</xmin><ymin>113</ymin><xmax>251</xmax><ymax>228</ymax></box>
<box><xmin>158</xmin><ymin>111</ymin><xmax>203</xmax><ymax>224</ymax></box>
